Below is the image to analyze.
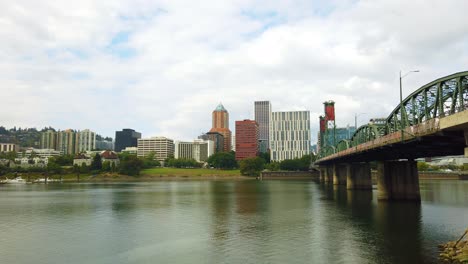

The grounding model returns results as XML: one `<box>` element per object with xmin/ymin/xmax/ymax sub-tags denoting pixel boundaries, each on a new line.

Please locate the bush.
<box><xmin>265</xmin><ymin>162</ymin><xmax>280</xmax><ymax>171</ymax></box>
<box><xmin>417</xmin><ymin>162</ymin><xmax>430</xmax><ymax>171</ymax></box>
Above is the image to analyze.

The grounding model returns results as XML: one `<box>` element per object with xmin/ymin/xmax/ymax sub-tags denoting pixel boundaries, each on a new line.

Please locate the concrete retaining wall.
<box><xmin>260</xmin><ymin>171</ymin><xmax>318</xmax><ymax>179</ymax></box>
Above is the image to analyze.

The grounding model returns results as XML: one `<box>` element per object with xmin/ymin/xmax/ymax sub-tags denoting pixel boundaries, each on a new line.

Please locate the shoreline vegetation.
<box><xmin>0</xmin><ymin>168</ymin><xmax>249</xmax><ymax>182</ymax></box>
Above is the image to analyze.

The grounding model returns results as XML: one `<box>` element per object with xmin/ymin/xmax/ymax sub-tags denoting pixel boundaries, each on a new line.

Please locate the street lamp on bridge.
<box><xmin>355</xmin><ymin>112</ymin><xmax>367</xmax><ymax>130</ymax></box>
<box><xmin>400</xmin><ymin>70</ymin><xmax>420</xmax><ymax>141</ymax></box>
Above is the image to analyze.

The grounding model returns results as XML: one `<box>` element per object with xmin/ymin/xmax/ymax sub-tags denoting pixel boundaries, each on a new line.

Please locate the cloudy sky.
<box><xmin>2</xmin><ymin>0</ymin><xmax>468</xmax><ymax>143</ymax></box>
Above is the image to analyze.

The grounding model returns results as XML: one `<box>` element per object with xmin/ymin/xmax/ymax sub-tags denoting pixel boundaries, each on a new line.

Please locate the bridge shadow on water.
<box><xmin>318</xmin><ymin>183</ymin><xmax>429</xmax><ymax>264</ymax></box>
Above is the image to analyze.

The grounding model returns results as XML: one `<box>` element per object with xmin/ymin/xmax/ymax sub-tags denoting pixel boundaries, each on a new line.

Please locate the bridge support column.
<box><xmin>464</xmin><ymin>131</ymin><xmax>468</xmax><ymax>157</ymax></box>
<box><xmin>333</xmin><ymin>164</ymin><xmax>347</xmax><ymax>185</ymax></box>
<box><xmin>319</xmin><ymin>168</ymin><xmax>326</xmax><ymax>183</ymax></box>
<box><xmin>346</xmin><ymin>163</ymin><xmax>372</xmax><ymax>190</ymax></box>
<box><xmin>324</xmin><ymin>166</ymin><xmax>333</xmax><ymax>184</ymax></box>
<box><xmin>377</xmin><ymin>160</ymin><xmax>420</xmax><ymax>201</ymax></box>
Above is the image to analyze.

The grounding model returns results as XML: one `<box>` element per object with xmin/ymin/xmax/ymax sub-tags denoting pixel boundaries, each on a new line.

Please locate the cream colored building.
<box><xmin>75</xmin><ymin>129</ymin><xmax>96</xmax><ymax>153</ymax></box>
<box><xmin>40</xmin><ymin>130</ymin><xmax>57</xmax><ymax>149</ymax></box>
<box><xmin>0</xmin><ymin>143</ymin><xmax>19</xmax><ymax>152</ymax></box>
<box><xmin>137</xmin><ymin>137</ymin><xmax>174</xmax><ymax>161</ymax></box>
<box><xmin>270</xmin><ymin>111</ymin><xmax>311</xmax><ymax>161</ymax></box>
<box><xmin>174</xmin><ymin>139</ymin><xmax>213</xmax><ymax>162</ymax></box>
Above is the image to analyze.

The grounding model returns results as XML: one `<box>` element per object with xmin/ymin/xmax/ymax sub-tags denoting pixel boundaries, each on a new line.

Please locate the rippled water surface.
<box><xmin>0</xmin><ymin>180</ymin><xmax>467</xmax><ymax>264</ymax></box>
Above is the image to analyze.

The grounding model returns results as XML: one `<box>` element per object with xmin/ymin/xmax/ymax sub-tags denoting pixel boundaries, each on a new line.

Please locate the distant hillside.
<box><xmin>0</xmin><ymin>126</ymin><xmax>55</xmax><ymax>148</ymax></box>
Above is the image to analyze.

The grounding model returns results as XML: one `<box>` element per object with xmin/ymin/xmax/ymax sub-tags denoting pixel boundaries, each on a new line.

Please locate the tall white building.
<box><xmin>174</xmin><ymin>139</ymin><xmax>214</xmax><ymax>162</ymax></box>
<box><xmin>270</xmin><ymin>111</ymin><xmax>311</xmax><ymax>161</ymax></box>
<box><xmin>137</xmin><ymin>137</ymin><xmax>174</xmax><ymax>161</ymax></box>
<box><xmin>75</xmin><ymin>129</ymin><xmax>96</xmax><ymax>153</ymax></box>
<box><xmin>175</xmin><ymin>141</ymin><xmax>193</xmax><ymax>160</ymax></box>
<box><xmin>254</xmin><ymin>101</ymin><xmax>271</xmax><ymax>153</ymax></box>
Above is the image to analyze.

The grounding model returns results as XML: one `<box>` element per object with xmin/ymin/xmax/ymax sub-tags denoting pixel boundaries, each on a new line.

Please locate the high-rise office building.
<box><xmin>270</xmin><ymin>111</ymin><xmax>311</xmax><ymax>161</ymax></box>
<box><xmin>254</xmin><ymin>101</ymin><xmax>271</xmax><ymax>153</ymax></box>
<box><xmin>57</xmin><ymin>129</ymin><xmax>76</xmax><ymax>155</ymax></box>
<box><xmin>95</xmin><ymin>139</ymin><xmax>114</xmax><ymax>150</ymax></box>
<box><xmin>137</xmin><ymin>137</ymin><xmax>174</xmax><ymax>161</ymax></box>
<box><xmin>235</xmin><ymin>120</ymin><xmax>258</xmax><ymax>160</ymax></box>
<box><xmin>75</xmin><ymin>129</ymin><xmax>96</xmax><ymax>153</ymax></box>
<box><xmin>209</xmin><ymin>103</ymin><xmax>231</xmax><ymax>152</ymax></box>
<box><xmin>199</xmin><ymin>132</ymin><xmax>224</xmax><ymax>153</ymax></box>
<box><xmin>115</xmin><ymin>129</ymin><xmax>141</xmax><ymax>152</ymax></box>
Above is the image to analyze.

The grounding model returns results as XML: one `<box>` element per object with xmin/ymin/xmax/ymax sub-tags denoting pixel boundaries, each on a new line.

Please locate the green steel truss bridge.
<box><xmin>317</xmin><ymin>71</ymin><xmax>468</xmax><ymax>164</ymax></box>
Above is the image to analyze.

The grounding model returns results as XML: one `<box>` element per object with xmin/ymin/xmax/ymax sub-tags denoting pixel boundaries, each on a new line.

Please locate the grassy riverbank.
<box><xmin>141</xmin><ymin>167</ymin><xmax>241</xmax><ymax>177</ymax></box>
<box><xmin>1</xmin><ymin>168</ymin><xmax>246</xmax><ymax>182</ymax></box>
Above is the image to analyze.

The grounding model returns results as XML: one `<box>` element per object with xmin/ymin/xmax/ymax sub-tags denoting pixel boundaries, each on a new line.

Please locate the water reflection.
<box><xmin>0</xmin><ymin>180</ymin><xmax>466</xmax><ymax>263</ymax></box>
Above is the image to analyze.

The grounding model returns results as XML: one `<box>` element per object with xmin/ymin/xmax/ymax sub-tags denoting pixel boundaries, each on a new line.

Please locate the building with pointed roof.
<box><xmin>209</xmin><ymin>103</ymin><xmax>232</xmax><ymax>152</ymax></box>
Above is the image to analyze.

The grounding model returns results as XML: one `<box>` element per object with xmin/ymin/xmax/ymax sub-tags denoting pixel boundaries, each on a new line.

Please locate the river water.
<box><xmin>0</xmin><ymin>180</ymin><xmax>467</xmax><ymax>264</ymax></box>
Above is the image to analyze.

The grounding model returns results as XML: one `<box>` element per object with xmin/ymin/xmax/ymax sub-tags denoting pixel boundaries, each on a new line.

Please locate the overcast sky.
<box><xmin>2</xmin><ymin>0</ymin><xmax>468</xmax><ymax>143</ymax></box>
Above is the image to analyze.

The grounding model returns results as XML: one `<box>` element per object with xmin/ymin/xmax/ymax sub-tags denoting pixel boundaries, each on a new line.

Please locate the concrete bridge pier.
<box><xmin>377</xmin><ymin>160</ymin><xmax>420</xmax><ymax>201</ymax></box>
<box><xmin>325</xmin><ymin>166</ymin><xmax>333</xmax><ymax>184</ymax></box>
<box><xmin>346</xmin><ymin>163</ymin><xmax>372</xmax><ymax>190</ymax></box>
<box><xmin>333</xmin><ymin>164</ymin><xmax>347</xmax><ymax>185</ymax></box>
<box><xmin>319</xmin><ymin>168</ymin><xmax>326</xmax><ymax>183</ymax></box>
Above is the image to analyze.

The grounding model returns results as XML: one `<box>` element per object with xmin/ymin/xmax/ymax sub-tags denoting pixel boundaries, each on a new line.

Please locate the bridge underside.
<box><xmin>317</xmin><ymin>130</ymin><xmax>465</xmax><ymax>165</ymax></box>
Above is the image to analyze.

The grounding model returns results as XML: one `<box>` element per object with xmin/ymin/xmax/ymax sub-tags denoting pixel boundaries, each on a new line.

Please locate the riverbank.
<box><xmin>439</xmin><ymin>228</ymin><xmax>468</xmax><ymax>263</ymax></box>
<box><xmin>0</xmin><ymin>168</ymin><xmax>250</xmax><ymax>182</ymax></box>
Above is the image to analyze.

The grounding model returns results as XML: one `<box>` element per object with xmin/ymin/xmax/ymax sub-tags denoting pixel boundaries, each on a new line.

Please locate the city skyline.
<box><xmin>2</xmin><ymin>1</ymin><xmax>468</xmax><ymax>142</ymax></box>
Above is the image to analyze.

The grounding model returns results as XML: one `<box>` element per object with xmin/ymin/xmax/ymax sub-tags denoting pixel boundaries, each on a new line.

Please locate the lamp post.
<box><xmin>400</xmin><ymin>70</ymin><xmax>419</xmax><ymax>142</ymax></box>
<box><xmin>354</xmin><ymin>113</ymin><xmax>367</xmax><ymax>130</ymax></box>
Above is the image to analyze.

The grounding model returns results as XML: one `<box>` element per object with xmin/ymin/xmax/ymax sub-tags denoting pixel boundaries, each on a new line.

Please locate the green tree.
<box><xmin>53</xmin><ymin>155</ymin><xmax>74</xmax><ymax>166</ymax></box>
<box><xmin>119</xmin><ymin>155</ymin><xmax>144</xmax><ymax>176</ymax></box>
<box><xmin>207</xmin><ymin>152</ymin><xmax>237</xmax><ymax>169</ymax></box>
<box><xmin>258</xmin><ymin>152</ymin><xmax>271</xmax><ymax>163</ymax></box>
<box><xmin>80</xmin><ymin>163</ymin><xmax>90</xmax><ymax>174</ymax></box>
<box><xmin>0</xmin><ymin>151</ymin><xmax>17</xmax><ymax>160</ymax></box>
<box><xmin>142</xmin><ymin>152</ymin><xmax>161</xmax><ymax>168</ymax></box>
<box><xmin>279</xmin><ymin>154</ymin><xmax>311</xmax><ymax>171</ymax></box>
<box><xmin>102</xmin><ymin>161</ymin><xmax>111</xmax><ymax>172</ymax></box>
<box><xmin>46</xmin><ymin>160</ymin><xmax>62</xmax><ymax>174</ymax></box>
<box><xmin>239</xmin><ymin>157</ymin><xmax>265</xmax><ymax>176</ymax></box>
<box><xmin>90</xmin><ymin>154</ymin><xmax>102</xmax><ymax>171</ymax></box>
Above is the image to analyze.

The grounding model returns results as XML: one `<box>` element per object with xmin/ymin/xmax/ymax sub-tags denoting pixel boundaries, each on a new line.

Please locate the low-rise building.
<box><xmin>122</xmin><ymin>147</ymin><xmax>137</xmax><ymax>154</ymax></box>
<box><xmin>100</xmin><ymin>150</ymin><xmax>120</xmax><ymax>166</ymax></box>
<box><xmin>73</xmin><ymin>153</ymin><xmax>92</xmax><ymax>166</ymax></box>
<box><xmin>19</xmin><ymin>148</ymin><xmax>62</xmax><ymax>158</ymax></box>
<box><xmin>0</xmin><ymin>143</ymin><xmax>19</xmax><ymax>153</ymax></box>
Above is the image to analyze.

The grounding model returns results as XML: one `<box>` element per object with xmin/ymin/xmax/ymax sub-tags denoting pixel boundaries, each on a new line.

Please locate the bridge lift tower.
<box><xmin>319</xmin><ymin>101</ymin><xmax>336</xmax><ymax>155</ymax></box>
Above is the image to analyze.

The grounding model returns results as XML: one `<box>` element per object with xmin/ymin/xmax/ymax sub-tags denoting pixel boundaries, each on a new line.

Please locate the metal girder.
<box><xmin>320</xmin><ymin>71</ymin><xmax>468</xmax><ymax>159</ymax></box>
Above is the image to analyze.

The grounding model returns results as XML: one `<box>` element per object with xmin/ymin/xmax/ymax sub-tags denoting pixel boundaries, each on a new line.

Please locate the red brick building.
<box><xmin>235</xmin><ymin>120</ymin><xmax>259</xmax><ymax>160</ymax></box>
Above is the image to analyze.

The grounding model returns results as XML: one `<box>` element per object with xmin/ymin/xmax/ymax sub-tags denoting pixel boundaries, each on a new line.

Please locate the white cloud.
<box><xmin>1</xmin><ymin>0</ymin><xmax>468</xmax><ymax>143</ymax></box>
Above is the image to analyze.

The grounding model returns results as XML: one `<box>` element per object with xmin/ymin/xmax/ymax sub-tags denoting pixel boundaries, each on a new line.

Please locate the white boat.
<box><xmin>6</xmin><ymin>177</ymin><xmax>26</xmax><ymax>184</ymax></box>
<box><xmin>33</xmin><ymin>178</ymin><xmax>60</xmax><ymax>183</ymax></box>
